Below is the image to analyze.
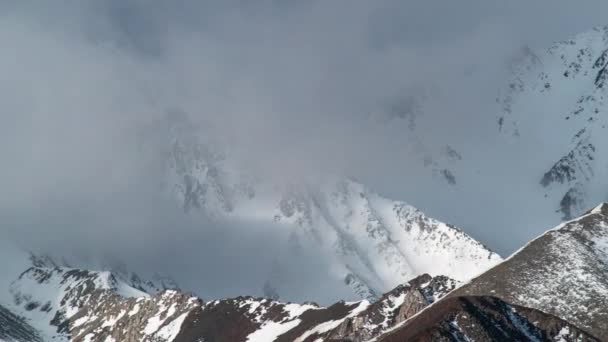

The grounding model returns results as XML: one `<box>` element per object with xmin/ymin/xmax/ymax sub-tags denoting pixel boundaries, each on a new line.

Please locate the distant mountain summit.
<box><xmin>160</xmin><ymin>113</ymin><xmax>501</xmax><ymax>300</ymax></box>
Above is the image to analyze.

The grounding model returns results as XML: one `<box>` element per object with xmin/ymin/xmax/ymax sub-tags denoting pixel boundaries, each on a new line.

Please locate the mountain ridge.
<box><xmin>448</xmin><ymin>202</ymin><xmax>608</xmax><ymax>338</ymax></box>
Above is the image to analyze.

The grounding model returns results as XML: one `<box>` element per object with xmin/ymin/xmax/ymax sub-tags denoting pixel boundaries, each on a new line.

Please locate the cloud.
<box><xmin>2</xmin><ymin>0</ymin><xmax>608</xmax><ymax>302</ymax></box>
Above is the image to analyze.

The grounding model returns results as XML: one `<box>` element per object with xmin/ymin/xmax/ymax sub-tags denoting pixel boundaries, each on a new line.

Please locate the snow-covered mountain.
<box><xmin>0</xmin><ymin>242</ymin><xmax>181</xmax><ymax>341</ymax></box>
<box><xmin>155</xmin><ymin>113</ymin><xmax>501</xmax><ymax>301</ymax></box>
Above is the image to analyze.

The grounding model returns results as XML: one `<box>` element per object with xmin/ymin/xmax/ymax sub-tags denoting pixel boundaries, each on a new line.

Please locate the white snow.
<box><xmin>143</xmin><ymin>314</ymin><xmax>164</xmax><ymax>335</ymax></box>
<box><xmin>128</xmin><ymin>303</ymin><xmax>141</xmax><ymax>316</ymax></box>
<box><xmin>282</xmin><ymin>303</ymin><xmax>318</xmax><ymax>319</ymax></box>
<box><xmin>555</xmin><ymin>326</ymin><xmax>570</xmax><ymax>342</ymax></box>
<box><xmin>155</xmin><ymin>312</ymin><xmax>190</xmax><ymax>341</ymax></box>
<box><xmin>101</xmin><ymin>310</ymin><xmax>126</xmax><ymax>328</ymax></box>
<box><xmin>246</xmin><ymin>319</ymin><xmax>302</xmax><ymax>342</ymax></box>
<box><xmin>294</xmin><ymin>301</ymin><xmax>369</xmax><ymax>342</ymax></box>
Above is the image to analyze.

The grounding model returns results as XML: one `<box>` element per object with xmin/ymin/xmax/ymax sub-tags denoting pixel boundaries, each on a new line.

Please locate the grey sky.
<box><xmin>2</xmin><ymin>0</ymin><xmax>608</xmax><ymax>302</ymax></box>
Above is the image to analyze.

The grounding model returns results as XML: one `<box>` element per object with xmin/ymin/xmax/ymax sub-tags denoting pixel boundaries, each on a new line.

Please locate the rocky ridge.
<box><xmin>449</xmin><ymin>203</ymin><xmax>608</xmax><ymax>338</ymax></box>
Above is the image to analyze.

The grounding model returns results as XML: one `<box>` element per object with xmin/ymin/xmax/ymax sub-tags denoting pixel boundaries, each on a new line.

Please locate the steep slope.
<box><xmin>498</xmin><ymin>25</ymin><xmax>608</xmax><ymax>220</ymax></box>
<box><xmin>450</xmin><ymin>203</ymin><xmax>608</xmax><ymax>338</ymax></box>
<box><xmin>158</xmin><ymin>113</ymin><xmax>501</xmax><ymax>300</ymax></box>
<box><xmin>377</xmin><ymin>296</ymin><xmax>599</xmax><ymax>342</ymax></box>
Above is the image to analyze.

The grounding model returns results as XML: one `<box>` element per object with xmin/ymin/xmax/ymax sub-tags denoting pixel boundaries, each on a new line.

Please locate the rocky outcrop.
<box><xmin>318</xmin><ymin>274</ymin><xmax>458</xmax><ymax>342</ymax></box>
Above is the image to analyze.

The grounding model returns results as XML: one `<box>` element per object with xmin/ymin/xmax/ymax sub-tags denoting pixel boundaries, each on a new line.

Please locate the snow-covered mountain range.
<box><xmin>2</xmin><ymin>204</ymin><xmax>607</xmax><ymax>341</ymax></box>
<box><xmin>0</xmin><ymin>239</ymin><xmax>459</xmax><ymax>342</ymax></box>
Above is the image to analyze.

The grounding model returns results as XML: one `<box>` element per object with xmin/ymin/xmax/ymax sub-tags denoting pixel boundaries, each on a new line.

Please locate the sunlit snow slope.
<box><xmin>160</xmin><ymin>113</ymin><xmax>501</xmax><ymax>301</ymax></box>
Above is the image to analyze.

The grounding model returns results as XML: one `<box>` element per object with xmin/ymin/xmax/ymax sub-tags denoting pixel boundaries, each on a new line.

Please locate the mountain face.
<box><xmin>497</xmin><ymin>25</ymin><xmax>608</xmax><ymax>220</ymax></box>
<box><xmin>449</xmin><ymin>203</ymin><xmax>608</xmax><ymax>338</ymax></box>
<box><xmin>159</xmin><ymin>114</ymin><xmax>501</xmax><ymax>301</ymax></box>
<box><xmin>344</xmin><ymin>24</ymin><xmax>608</xmax><ymax>255</ymax></box>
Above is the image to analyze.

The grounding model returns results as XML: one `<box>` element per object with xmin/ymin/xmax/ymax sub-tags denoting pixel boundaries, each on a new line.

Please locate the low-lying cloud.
<box><xmin>2</xmin><ymin>0</ymin><xmax>608</xmax><ymax>302</ymax></box>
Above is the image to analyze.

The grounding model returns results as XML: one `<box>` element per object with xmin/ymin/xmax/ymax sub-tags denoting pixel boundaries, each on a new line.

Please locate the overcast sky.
<box><xmin>2</xmin><ymin>0</ymin><xmax>608</xmax><ymax>303</ymax></box>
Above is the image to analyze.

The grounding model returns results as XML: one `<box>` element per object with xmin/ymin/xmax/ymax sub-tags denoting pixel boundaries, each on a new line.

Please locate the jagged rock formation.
<box><xmin>316</xmin><ymin>274</ymin><xmax>457</xmax><ymax>342</ymax></box>
<box><xmin>92</xmin><ymin>273</ymin><xmax>453</xmax><ymax>342</ymax></box>
<box><xmin>63</xmin><ymin>290</ymin><xmax>200</xmax><ymax>342</ymax></box>
<box><xmin>0</xmin><ymin>246</ymin><xmax>458</xmax><ymax>342</ymax></box>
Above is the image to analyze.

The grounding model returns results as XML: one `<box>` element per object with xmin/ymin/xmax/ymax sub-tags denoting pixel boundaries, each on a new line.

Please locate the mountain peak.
<box><xmin>584</xmin><ymin>202</ymin><xmax>608</xmax><ymax>216</ymax></box>
<box><xmin>161</xmin><ymin>122</ymin><xmax>501</xmax><ymax>300</ymax></box>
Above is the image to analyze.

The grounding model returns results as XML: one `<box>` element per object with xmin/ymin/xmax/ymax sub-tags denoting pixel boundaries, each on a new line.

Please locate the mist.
<box><xmin>2</xmin><ymin>0</ymin><xmax>608</xmax><ymax>302</ymax></box>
